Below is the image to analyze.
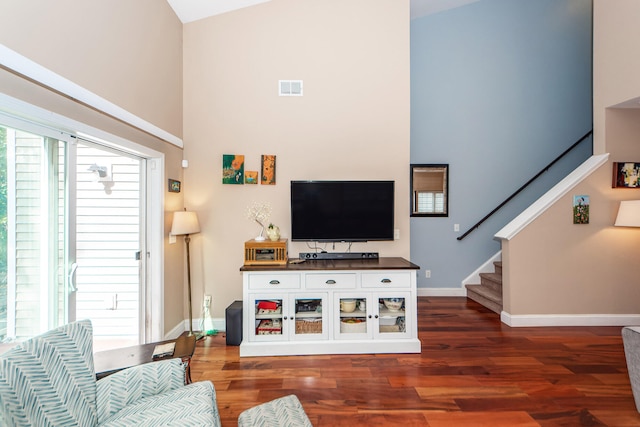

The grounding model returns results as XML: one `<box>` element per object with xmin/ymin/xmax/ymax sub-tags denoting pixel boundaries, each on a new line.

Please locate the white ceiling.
<box><xmin>167</xmin><ymin>0</ymin><xmax>481</xmax><ymax>24</ymax></box>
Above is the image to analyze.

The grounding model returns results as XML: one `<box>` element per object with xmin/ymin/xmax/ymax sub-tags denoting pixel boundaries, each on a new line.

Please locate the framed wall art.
<box><xmin>168</xmin><ymin>179</ymin><xmax>181</xmax><ymax>193</ymax></box>
<box><xmin>261</xmin><ymin>155</ymin><xmax>276</xmax><ymax>185</ymax></box>
<box><xmin>245</xmin><ymin>171</ymin><xmax>258</xmax><ymax>184</ymax></box>
<box><xmin>573</xmin><ymin>195</ymin><xmax>589</xmax><ymax>224</ymax></box>
<box><xmin>612</xmin><ymin>162</ymin><xmax>640</xmax><ymax>188</ymax></box>
<box><xmin>222</xmin><ymin>154</ymin><xmax>244</xmax><ymax>184</ymax></box>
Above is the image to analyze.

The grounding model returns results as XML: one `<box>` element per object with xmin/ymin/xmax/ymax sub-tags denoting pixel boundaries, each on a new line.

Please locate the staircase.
<box><xmin>465</xmin><ymin>261</ymin><xmax>502</xmax><ymax>314</ymax></box>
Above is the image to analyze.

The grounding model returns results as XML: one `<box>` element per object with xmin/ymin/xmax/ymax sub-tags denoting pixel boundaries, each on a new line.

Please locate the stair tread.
<box><xmin>465</xmin><ymin>284</ymin><xmax>502</xmax><ymax>303</ymax></box>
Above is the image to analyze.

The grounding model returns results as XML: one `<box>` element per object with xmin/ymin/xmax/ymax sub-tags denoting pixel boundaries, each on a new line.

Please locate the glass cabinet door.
<box><xmin>335</xmin><ymin>294</ymin><xmax>370</xmax><ymax>339</ymax></box>
<box><xmin>250</xmin><ymin>295</ymin><xmax>287</xmax><ymax>342</ymax></box>
<box><xmin>375</xmin><ymin>292</ymin><xmax>411</xmax><ymax>338</ymax></box>
<box><xmin>292</xmin><ymin>294</ymin><xmax>328</xmax><ymax>340</ymax></box>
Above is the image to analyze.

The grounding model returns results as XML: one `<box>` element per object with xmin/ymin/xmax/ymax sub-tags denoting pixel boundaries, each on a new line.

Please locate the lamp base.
<box><xmin>188</xmin><ymin>331</ymin><xmax>205</xmax><ymax>341</ymax></box>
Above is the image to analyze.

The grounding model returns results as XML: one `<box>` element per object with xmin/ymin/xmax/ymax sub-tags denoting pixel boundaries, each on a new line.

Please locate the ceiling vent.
<box><xmin>279</xmin><ymin>80</ymin><xmax>303</xmax><ymax>96</ymax></box>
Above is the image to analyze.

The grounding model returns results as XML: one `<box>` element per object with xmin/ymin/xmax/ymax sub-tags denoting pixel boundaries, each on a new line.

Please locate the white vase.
<box><xmin>266</xmin><ymin>226</ymin><xmax>280</xmax><ymax>241</ymax></box>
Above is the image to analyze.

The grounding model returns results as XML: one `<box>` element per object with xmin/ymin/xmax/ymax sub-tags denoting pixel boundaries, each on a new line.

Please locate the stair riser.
<box><xmin>466</xmin><ymin>289</ymin><xmax>502</xmax><ymax>314</ymax></box>
<box><xmin>480</xmin><ymin>277</ymin><xmax>502</xmax><ymax>294</ymax></box>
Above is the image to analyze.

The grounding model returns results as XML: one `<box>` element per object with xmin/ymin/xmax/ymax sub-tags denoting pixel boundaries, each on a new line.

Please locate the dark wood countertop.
<box><xmin>240</xmin><ymin>257</ymin><xmax>420</xmax><ymax>272</ymax></box>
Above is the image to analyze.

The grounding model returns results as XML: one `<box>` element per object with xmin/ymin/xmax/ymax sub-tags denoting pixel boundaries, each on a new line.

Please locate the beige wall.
<box><xmin>502</xmin><ymin>0</ymin><xmax>640</xmax><ymax>317</ymax></box>
<box><xmin>183</xmin><ymin>0</ymin><xmax>411</xmax><ymax>318</ymax></box>
<box><xmin>593</xmin><ymin>0</ymin><xmax>640</xmax><ymax>154</ymax></box>
<box><xmin>0</xmin><ymin>0</ymin><xmax>187</xmax><ymax>334</ymax></box>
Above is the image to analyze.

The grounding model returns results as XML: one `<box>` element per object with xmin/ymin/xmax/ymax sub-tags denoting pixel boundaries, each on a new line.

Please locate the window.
<box><xmin>411</xmin><ymin>164</ymin><xmax>449</xmax><ymax>217</ymax></box>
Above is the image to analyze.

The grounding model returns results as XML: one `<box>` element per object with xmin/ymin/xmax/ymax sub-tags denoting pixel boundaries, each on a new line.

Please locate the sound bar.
<box><xmin>299</xmin><ymin>252</ymin><xmax>379</xmax><ymax>260</ymax></box>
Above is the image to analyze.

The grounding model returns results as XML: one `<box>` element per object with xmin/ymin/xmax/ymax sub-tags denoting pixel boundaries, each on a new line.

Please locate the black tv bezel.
<box><xmin>290</xmin><ymin>180</ymin><xmax>395</xmax><ymax>243</ymax></box>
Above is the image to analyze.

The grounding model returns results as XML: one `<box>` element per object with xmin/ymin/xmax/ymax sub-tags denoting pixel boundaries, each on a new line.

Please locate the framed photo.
<box><xmin>573</xmin><ymin>195</ymin><xmax>589</xmax><ymax>224</ymax></box>
<box><xmin>168</xmin><ymin>179</ymin><xmax>181</xmax><ymax>193</ymax></box>
<box><xmin>612</xmin><ymin>162</ymin><xmax>640</xmax><ymax>188</ymax></box>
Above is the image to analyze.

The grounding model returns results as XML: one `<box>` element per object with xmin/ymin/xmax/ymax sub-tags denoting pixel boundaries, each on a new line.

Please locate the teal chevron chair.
<box><xmin>0</xmin><ymin>320</ymin><xmax>221</xmax><ymax>426</ymax></box>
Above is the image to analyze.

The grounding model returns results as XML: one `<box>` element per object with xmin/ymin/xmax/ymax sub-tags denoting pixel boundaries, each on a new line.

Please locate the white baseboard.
<box><xmin>417</xmin><ymin>287</ymin><xmax>467</xmax><ymax>297</ymax></box>
<box><xmin>165</xmin><ymin>318</ymin><xmax>226</xmax><ymax>340</ymax></box>
<box><xmin>501</xmin><ymin>311</ymin><xmax>640</xmax><ymax>327</ymax></box>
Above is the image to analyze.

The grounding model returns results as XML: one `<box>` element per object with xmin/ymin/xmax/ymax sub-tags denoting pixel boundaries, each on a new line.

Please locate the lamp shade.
<box><xmin>171</xmin><ymin>211</ymin><xmax>200</xmax><ymax>235</ymax></box>
<box><xmin>614</xmin><ymin>200</ymin><xmax>640</xmax><ymax>227</ymax></box>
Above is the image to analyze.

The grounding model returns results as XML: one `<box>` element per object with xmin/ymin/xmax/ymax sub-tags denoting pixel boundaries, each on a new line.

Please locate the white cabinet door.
<box><xmin>373</xmin><ymin>292</ymin><xmax>413</xmax><ymax>340</ymax></box>
<box><xmin>248</xmin><ymin>294</ymin><xmax>289</xmax><ymax>342</ymax></box>
<box><xmin>291</xmin><ymin>293</ymin><xmax>328</xmax><ymax>341</ymax></box>
<box><xmin>334</xmin><ymin>293</ymin><xmax>372</xmax><ymax>340</ymax></box>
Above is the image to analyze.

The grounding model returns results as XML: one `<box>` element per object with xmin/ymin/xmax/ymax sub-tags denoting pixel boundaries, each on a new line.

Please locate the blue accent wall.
<box><xmin>410</xmin><ymin>0</ymin><xmax>593</xmax><ymax>289</ymax></box>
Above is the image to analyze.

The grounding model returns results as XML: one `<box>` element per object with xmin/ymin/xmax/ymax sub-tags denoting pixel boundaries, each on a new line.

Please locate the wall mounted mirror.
<box><xmin>410</xmin><ymin>164</ymin><xmax>449</xmax><ymax>217</ymax></box>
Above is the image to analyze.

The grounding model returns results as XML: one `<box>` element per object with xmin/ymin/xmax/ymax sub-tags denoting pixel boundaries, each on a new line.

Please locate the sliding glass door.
<box><xmin>0</xmin><ymin>118</ymin><xmax>145</xmax><ymax>350</ymax></box>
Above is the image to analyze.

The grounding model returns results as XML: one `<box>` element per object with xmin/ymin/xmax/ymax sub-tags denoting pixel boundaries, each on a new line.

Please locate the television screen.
<box><xmin>290</xmin><ymin>180</ymin><xmax>395</xmax><ymax>242</ymax></box>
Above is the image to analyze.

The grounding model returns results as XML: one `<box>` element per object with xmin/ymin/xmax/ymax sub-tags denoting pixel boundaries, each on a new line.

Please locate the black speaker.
<box><xmin>225</xmin><ymin>300</ymin><xmax>243</xmax><ymax>346</ymax></box>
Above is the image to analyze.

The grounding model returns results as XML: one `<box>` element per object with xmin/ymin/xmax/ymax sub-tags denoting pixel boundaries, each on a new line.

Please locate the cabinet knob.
<box><xmin>368</xmin><ymin>315</ymin><xmax>372</xmax><ymax>319</ymax></box>
<box><xmin>325</xmin><ymin>279</ymin><xmax>336</xmax><ymax>285</ymax></box>
<box><xmin>269</xmin><ymin>279</ymin><xmax>280</xmax><ymax>285</ymax></box>
<box><xmin>284</xmin><ymin>316</ymin><xmax>288</xmax><ymax>320</ymax></box>
<box><xmin>381</xmin><ymin>278</ymin><xmax>392</xmax><ymax>284</ymax></box>
<box><xmin>374</xmin><ymin>314</ymin><xmax>379</xmax><ymax>319</ymax></box>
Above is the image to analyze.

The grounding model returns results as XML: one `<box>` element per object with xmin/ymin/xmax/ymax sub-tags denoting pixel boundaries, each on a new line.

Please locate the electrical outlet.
<box><xmin>394</xmin><ymin>228</ymin><xmax>400</xmax><ymax>240</ymax></box>
<box><xmin>454</xmin><ymin>224</ymin><xmax>460</xmax><ymax>232</ymax></box>
<box><xmin>204</xmin><ymin>295</ymin><xmax>212</xmax><ymax>307</ymax></box>
<box><xmin>425</xmin><ymin>270</ymin><xmax>431</xmax><ymax>278</ymax></box>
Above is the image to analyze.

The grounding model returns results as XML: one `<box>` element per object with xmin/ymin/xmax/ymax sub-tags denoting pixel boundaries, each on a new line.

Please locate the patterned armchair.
<box><xmin>0</xmin><ymin>320</ymin><xmax>221</xmax><ymax>426</ymax></box>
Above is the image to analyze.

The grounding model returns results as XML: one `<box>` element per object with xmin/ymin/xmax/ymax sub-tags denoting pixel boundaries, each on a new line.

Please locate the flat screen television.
<box><xmin>290</xmin><ymin>180</ymin><xmax>395</xmax><ymax>242</ymax></box>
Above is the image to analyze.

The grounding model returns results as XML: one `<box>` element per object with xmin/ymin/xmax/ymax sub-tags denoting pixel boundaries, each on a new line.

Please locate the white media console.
<box><xmin>239</xmin><ymin>257</ymin><xmax>421</xmax><ymax>357</ymax></box>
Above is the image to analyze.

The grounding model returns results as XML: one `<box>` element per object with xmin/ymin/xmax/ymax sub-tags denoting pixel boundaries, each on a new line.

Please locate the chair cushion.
<box><xmin>238</xmin><ymin>394</ymin><xmax>312</xmax><ymax>427</ymax></box>
<box><xmin>99</xmin><ymin>380</ymin><xmax>220</xmax><ymax>427</ymax></box>
<box><xmin>0</xmin><ymin>320</ymin><xmax>97</xmax><ymax>427</ymax></box>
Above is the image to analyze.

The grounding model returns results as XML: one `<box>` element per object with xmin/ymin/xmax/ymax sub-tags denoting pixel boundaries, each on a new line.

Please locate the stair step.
<box><xmin>466</xmin><ymin>284</ymin><xmax>502</xmax><ymax>314</ymax></box>
<box><xmin>479</xmin><ymin>272</ymin><xmax>502</xmax><ymax>293</ymax></box>
<box><xmin>494</xmin><ymin>261</ymin><xmax>502</xmax><ymax>274</ymax></box>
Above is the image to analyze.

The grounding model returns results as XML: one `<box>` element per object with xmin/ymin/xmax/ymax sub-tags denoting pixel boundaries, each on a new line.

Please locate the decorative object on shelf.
<box><xmin>261</xmin><ymin>155</ymin><xmax>276</xmax><ymax>185</ymax></box>
<box><xmin>168</xmin><ymin>178</ymin><xmax>181</xmax><ymax>193</ymax></box>
<box><xmin>244</xmin><ymin>239</ymin><xmax>288</xmax><ymax>266</ymax></box>
<box><xmin>383</xmin><ymin>298</ymin><xmax>403</xmax><ymax>312</ymax></box>
<box><xmin>266</xmin><ymin>223</ymin><xmax>280</xmax><ymax>241</ymax></box>
<box><xmin>614</xmin><ymin>200</ymin><xmax>640</xmax><ymax>227</ymax></box>
<box><xmin>573</xmin><ymin>195</ymin><xmax>589</xmax><ymax>224</ymax></box>
<box><xmin>170</xmin><ymin>209</ymin><xmax>202</xmax><ymax>339</ymax></box>
<box><xmin>246</xmin><ymin>202</ymin><xmax>271</xmax><ymax>241</ymax></box>
<box><xmin>245</xmin><ymin>171</ymin><xmax>258</xmax><ymax>184</ymax></box>
<box><xmin>222</xmin><ymin>154</ymin><xmax>245</xmax><ymax>184</ymax></box>
<box><xmin>613</xmin><ymin>162</ymin><xmax>640</xmax><ymax>188</ymax></box>
<box><xmin>340</xmin><ymin>299</ymin><xmax>356</xmax><ymax>313</ymax></box>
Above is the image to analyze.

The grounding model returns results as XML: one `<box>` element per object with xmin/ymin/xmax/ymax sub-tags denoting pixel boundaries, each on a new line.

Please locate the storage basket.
<box><xmin>295</xmin><ymin>318</ymin><xmax>322</xmax><ymax>334</ymax></box>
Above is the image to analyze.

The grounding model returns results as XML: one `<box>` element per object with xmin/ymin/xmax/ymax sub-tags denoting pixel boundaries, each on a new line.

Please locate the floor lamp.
<box><xmin>171</xmin><ymin>210</ymin><xmax>201</xmax><ymax>338</ymax></box>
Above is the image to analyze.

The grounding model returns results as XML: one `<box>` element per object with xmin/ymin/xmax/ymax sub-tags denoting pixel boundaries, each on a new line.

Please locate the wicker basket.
<box><xmin>295</xmin><ymin>319</ymin><xmax>322</xmax><ymax>334</ymax></box>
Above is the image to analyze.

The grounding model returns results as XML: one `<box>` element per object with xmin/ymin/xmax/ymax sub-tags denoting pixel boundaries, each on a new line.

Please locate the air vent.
<box><xmin>279</xmin><ymin>80</ymin><xmax>303</xmax><ymax>96</ymax></box>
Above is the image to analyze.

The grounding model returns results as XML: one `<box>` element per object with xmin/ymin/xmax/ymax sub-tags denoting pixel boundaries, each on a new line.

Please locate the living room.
<box><xmin>1</xmin><ymin>0</ymin><xmax>640</xmax><ymax>424</ymax></box>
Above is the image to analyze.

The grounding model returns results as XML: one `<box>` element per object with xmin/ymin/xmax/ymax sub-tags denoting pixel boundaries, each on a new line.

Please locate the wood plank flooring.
<box><xmin>190</xmin><ymin>297</ymin><xmax>640</xmax><ymax>426</ymax></box>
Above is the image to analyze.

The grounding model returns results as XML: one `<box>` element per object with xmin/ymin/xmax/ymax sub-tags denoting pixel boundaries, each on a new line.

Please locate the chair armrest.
<box><xmin>96</xmin><ymin>358</ymin><xmax>186</xmax><ymax>423</ymax></box>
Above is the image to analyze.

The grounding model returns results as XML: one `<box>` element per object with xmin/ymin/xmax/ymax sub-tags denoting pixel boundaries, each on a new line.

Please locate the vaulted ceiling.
<box><xmin>166</xmin><ymin>0</ymin><xmax>480</xmax><ymax>24</ymax></box>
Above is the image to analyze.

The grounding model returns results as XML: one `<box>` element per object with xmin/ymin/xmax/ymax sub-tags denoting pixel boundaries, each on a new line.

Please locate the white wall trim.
<box><xmin>501</xmin><ymin>311</ymin><xmax>640</xmax><ymax>327</ymax></box>
<box><xmin>494</xmin><ymin>154</ymin><xmax>609</xmax><ymax>241</ymax></box>
<box><xmin>417</xmin><ymin>287</ymin><xmax>467</xmax><ymax>297</ymax></box>
<box><xmin>164</xmin><ymin>318</ymin><xmax>226</xmax><ymax>340</ymax></box>
<box><xmin>461</xmin><ymin>251</ymin><xmax>502</xmax><ymax>286</ymax></box>
<box><xmin>0</xmin><ymin>43</ymin><xmax>183</xmax><ymax>148</ymax></box>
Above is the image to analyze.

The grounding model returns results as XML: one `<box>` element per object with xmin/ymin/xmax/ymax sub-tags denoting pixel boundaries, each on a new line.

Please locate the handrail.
<box><xmin>457</xmin><ymin>130</ymin><xmax>593</xmax><ymax>241</ymax></box>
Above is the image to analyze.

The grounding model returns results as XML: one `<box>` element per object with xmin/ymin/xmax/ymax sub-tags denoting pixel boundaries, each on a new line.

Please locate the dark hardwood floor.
<box><xmin>190</xmin><ymin>297</ymin><xmax>640</xmax><ymax>426</ymax></box>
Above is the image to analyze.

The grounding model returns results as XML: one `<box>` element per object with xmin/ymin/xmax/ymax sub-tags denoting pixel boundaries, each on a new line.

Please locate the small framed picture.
<box><xmin>245</xmin><ymin>171</ymin><xmax>258</xmax><ymax>184</ymax></box>
<box><xmin>573</xmin><ymin>195</ymin><xmax>589</xmax><ymax>224</ymax></box>
<box><xmin>612</xmin><ymin>162</ymin><xmax>640</xmax><ymax>188</ymax></box>
<box><xmin>261</xmin><ymin>155</ymin><xmax>276</xmax><ymax>185</ymax></box>
<box><xmin>168</xmin><ymin>179</ymin><xmax>181</xmax><ymax>193</ymax></box>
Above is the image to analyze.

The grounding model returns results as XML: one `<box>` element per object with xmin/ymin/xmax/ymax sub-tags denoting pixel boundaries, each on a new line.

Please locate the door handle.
<box><xmin>68</xmin><ymin>262</ymin><xmax>78</xmax><ymax>292</ymax></box>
